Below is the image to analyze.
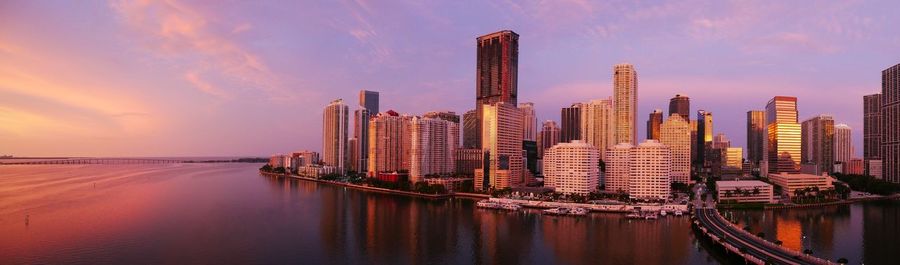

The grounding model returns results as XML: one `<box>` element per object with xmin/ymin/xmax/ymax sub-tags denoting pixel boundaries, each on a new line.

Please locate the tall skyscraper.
<box><xmin>580</xmin><ymin>98</ymin><xmax>615</xmax><ymax>160</ymax></box>
<box><xmin>747</xmin><ymin>110</ymin><xmax>766</xmax><ymax>167</ymax></box>
<box><xmin>359</xmin><ymin>90</ymin><xmax>379</xmax><ymax>114</ymax></box>
<box><xmin>629</xmin><ymin>140</ymin><xmax>671</xmax><ymax>200</ymax></box>
<box><xmin>669</xmin><ymin>94</ymin><xmax>690</xmax><ymax>121</ymax></box>
<box><xmin>543</xmin><ymin>141</ymin><xmax>600</xmax><ymax>195</ymax></box>
<box><xmin>519</xmin><ymin>102</ymin><xmax>538</xmax><ymax>141</ymax></box>
<box><xmin>475</xmin><ymin>30</ymin><xmax>519</xmax><ymax>149</ymax></box>
<box><xmin>695</xmin><ymin>110</ymin><xmax>713</xmax><ymax>173</ymax></box>
<box><xmin>323</xmin><ymin>99</ymin><xmax>349</xmax><ymax>174</ymax></box>
<box><xmin>647</xmin><ymin>109</ymin><xmax>663</xmax><ymax>141</ymax></box>
<box><xmin>463</xmin><ymin>109</ymin><xmax>478</xmax><ymax>148</ymax></box>
<box><xmin>763</xmin><ymin>96</ymin><xmax>801</xmax><ymax>176</ymax></box>
<box><xmin>864</xmin><ymin>94</ymin><xmax>882</xmax><ymax>167</ymax></box>
<box><xmin>882</xmin><ymin>63</ymin><xmax>900</xmax><ymax>183</ymax></box>
<box><xmin>801</xmin><ymin>115</ymin><xmax>835</xmax><ymax>174</ymax></box>
<box><xmin>712</xmin><ymin>133</ymin><xmax>730</xmax><ymax>149</ymax></box>
<box><xmin>614</xmin><ymin>63</ymin><xmax>637</xmax><ymax>145</ymax></box>
<box><xmin>660</xmin><ymin>114</ymin><xmax>691</xmax><ymax>184</ymax></box>
<box><xmin>368</xmin><ymin>111</ymin><xmax>408</xmax><ymax>176</ymax></box>
<box><xmin>409</xmin><ymin>116</ymin><xmax>458</xmax><ymax>182</ymax></box>
<box><xmin>475</xmin><ymin>102</ymin><xmax>523</xmax><ymax>191</ymax></box>
<box><xmin>353</xmin><ymin>108</ymin><xmax>370</xmax><ymax>173</ymax></box>
<box><xmin>538</xmin><ymin>120</ymin><xmax>561</xmax><ymax>158</ymax></box>
<box><xmin>560</xmin><ymin>103</ymin><xmax>582</xmax><ymax>143</ymax></box>
<box><xmin>605</xmin><ymin>143</ymin><xmax>633</xmax><ymax>194</ymax></box>
<box><xmin>834</xmin><ymin>123</ymin><xmax>853</xmax><ymax>171</ymax></box>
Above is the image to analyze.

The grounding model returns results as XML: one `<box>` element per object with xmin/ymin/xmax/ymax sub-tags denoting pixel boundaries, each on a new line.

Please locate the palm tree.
<box><xmin>803</xmin><ymin>249</ymin><xmax>813</xmax><ymax>255</ymax></box>
<box><xmin>753</xmin><ymin>187</ymin><xmax>761</xmax><ymax>196</ymax></box>
<box><xmin>837</xmin><ymin>257</ymin><xmax>849</xmax><ymax>264</ymax></box>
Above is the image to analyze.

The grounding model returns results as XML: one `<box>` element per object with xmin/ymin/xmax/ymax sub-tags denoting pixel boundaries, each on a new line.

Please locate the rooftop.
<box><xmin>716</xmin><ymin>180</ymin><xmax>772</xmax><ymax>188</ymax></box>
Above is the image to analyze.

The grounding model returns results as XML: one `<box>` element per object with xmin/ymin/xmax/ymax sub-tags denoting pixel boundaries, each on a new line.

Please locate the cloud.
<box><xmin>184</xmin><ymin>71</ymin><xmax>231</xmax><ymax>99</ymax></box>
<box><xmin>747</xmin><ymin>32</ymin><xmax>839</xmax><ymax>54</ymax></box>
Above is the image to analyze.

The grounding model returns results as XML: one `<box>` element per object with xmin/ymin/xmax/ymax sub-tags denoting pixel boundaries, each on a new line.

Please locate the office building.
<box><xmin>463</xmin><ymin>109</ymin><xmax>478</xmax><ymax>148</ymax></box>
<box><xmin>580</xmin><ymin>98</ymin><xmax>615</xmax><ymax>159</ymax></box>
<box><xmin>659</xmin><ymin>114</ymin><xmax>691</xmax><ymax>184</ymax></box>
<box><xmin>352</xmin><ymin>108</ymin><xmax>370</xmax><ymax>173</ymax></box>
<box><xmin>882</xmin><ymin>63</ymin><xmax>900</xmax><ymax>183</ymax></box>
<box><xmin>629</xmin><ymin>140</ymin><xmax>671</xmax><ymax>200</ymax></box>
<box><xmin>846</xmin><ymin>158</ymin><xmax>864</xmax><ymax>175</ymax></box>
<box><xmin>724</xmin><ymin>147</ymin><xmax>743</xmax><ymax>173</ymax></box>
<box><xmin>475</xmin><ymin>30</ymin><xmax>519</xmax><ymax>149</ymax></box>
<box><xmin>696</xmin><ymin>110</ymin><xmax>713</xmax><ymax>173</ymax></box>
<box><xmin>768</xmin><ymin>173</ymin><xmax>835</xmax><ymax>197</ymax></box>
<box><xmin>801</xmin><ymin>115</ymin><xmax>835</xmax><ymax>174</ymax></box>
<box><xmin>712</xmin><ymin>133</ymin><xmax>730</xmax><ymax>149</ymax></box>
<box><xmin>864</xmin><ymin>94</ymin><xmax>882</xmax><ymax>175</ymax></box>
<box><xmin>763</xmin><ymin>96</ymin><xmax>802</xmax><ymax>176</ymax></box>
<box><xmin>456</xmin><ymin>148</ymin><xmax>482</xmax><ymax>176</ymax></box>
<box><xmin>519</xmin><ymin>102</ymin><xmax>538</xmax><ymax>141</ymax></box>
<box><xmin>605</xmin><ymin>143</ymin><xmax>633</xmax><ymax>194</ymax></box>
<box><xmin>669</xmin><ymin>94</ymin><xmax>690</xmax><ymax>121</ymax></box>
<box><xmin>538</xmin><ymin>120</ymin><xmax>561</xmax><ymax>158</ymax></box>
<box><xmin>475</xmin><ymin>102</ymin><xmax>523</xmax><ymax>191</ymax></box>
<box><xmin>716</xmin><ymin>181</ymin><xmax>775</xmax><ymax>204</ymax></box>
<box><xmin>647</xmin><ymin>109</ymin><xmax>663</xmax><ymax>141</ymax></box>
<box><xmin>834</xmin><ymin>124</ymin><xmax>853</xmax><ymax>171</ymax></box>
<box><xmin>869</xmin><ymin>160</ymin><xmax>883</xmax><ymax>179</ymax></box>
<box><xmin>747</xmin><ymin>110</ymin><xmax>766</xmax><ymax>168</ymax></box>
<box><xmin>614</xmin><ymin>63</ymin><xmax>637</xmax><ymax>145</ymax></box>
<box><xmin>322</xmin><ymin>99</ymin><xmax>350</xmax><ymax>174</ymax></box>
<box><xmin>543</xmin><ymin>141</ymin><xmax>600</xmax><ymax>195</ymax></box>
<box><xmin>561</xmin><ymin>103</ymin><xmax>582</xmax><ymax>143</ymax></box>
<box><xmin>359</xmin><ymin>90</ymin><xmax>379</xmax><ymax>114</ymax></box>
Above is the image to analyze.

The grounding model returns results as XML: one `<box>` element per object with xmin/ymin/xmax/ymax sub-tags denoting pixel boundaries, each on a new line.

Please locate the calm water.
<box><xmin>9</xmin><ymin>164</ymin><xmax>894</xmax><ymax>264</ymax></box>
<box><xmin>724</xmin><ymin>200</ymin><xmax>900</xmax><ymax>265</ymax></box>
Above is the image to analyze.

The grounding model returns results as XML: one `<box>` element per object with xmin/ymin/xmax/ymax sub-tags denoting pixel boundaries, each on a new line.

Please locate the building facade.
<box><xmin>768</xmin><ymin>173</ymin><xmax>835</xmax><ymax>197</ymax></box>
<box><xmin>463</xmin><ymin>109</ymin><xmax>478</xmax><ymax>148</ymax></box>
<box><xmin>834</xmin><ymin>123</ymin><xmax>853</xmax><ymax>172</ymax></box>
<box><xmin>800</xmin><ymin>115</ymin><xmax>835</xmax><ymax>174</ymax></box>
<box><xmin>614</xmin><ymin>63</ymin><xmax>637</xmax><ymax>145</ymax></box>
<box><xmin>538</xmin><ymin>120</ymin><xmax>561</xmax><ymax>158</ymax></box>
<box><xmin>519</xmin><ymin>102</ymin><xmax>538</xmax><ymax>141</ymax></box>
<box><xmin>409</xmin><ymin>117</ymin><xmax>458</xmax><ymax>182</ymax></box>
<box><xmin>716</xmin><ymin>181</ymin><xmax>775</xmax><ymax>204</ymax></box>
<box><xmin>659</xmin><ymin>114</ymin><xmax>691</xmax><ymax>184</ymax></box>
<box><xmin>647</xmin><ymin>109</ymin><xmax>663</xmax><ymax>141</ymax></box>
<box><xmin>561</xmin><ymin>103</ymin><xmax>582</xmax><ymax>143</ymax></box>
<box><xmin>864</xmin><ymin>93</ymin><xmax>882</xmax><ymax>175</ymax></box>
<box><xmin>323</xmin><ymin>99</ymin><xmax>350</xmax><ymax>174</ymax></box>
<box><xmin>696</xmin><ymin>110</ymin><xmax>713</xmax><ymax>174</ymax></box>
<box><xmin>542</xmin><ymin>141</ymin><xmax>600</xmax><ymax>195</ymax></box>
<box><xmin>669</xmin><ymin>94</ymin><xmax>690</xmax><ymax>121</ymax></box>
<box><xmin>368</xmin><ymin>111</ymin><xmax>408</xmax><ymax>176</ymax></box>
<box><xmin>475</xmin><ymin>30</ymin><xmax>519</xmax><ymax>149</ymax></box>
<box><xmin>764</xmin><ymin>96</ymin><xmax>802</xmax><ymax>176</ymax></box>
<box><xmin>882</xmin><ymin>63</ymin><xmax>900</xmax><ymax>183</ymax></box>
<box><xmin>456</xmin><ymin>148</ymin><xmax>482</xmax><ymax>176</ymax></box>
<box><xmin>605</xmin><ymin>143</ymin><xmax>633</xmax><ymax>194</ymax></box>
<box><xmin>747</xmin><ymin>110</ymin><xmax>766</xmax><ymax>168</ymax></box>
<box><xmin>629</xmin><ymin>140</ymin><xmax>671</xmax><ymax>200</ymax></box>
<box><xmin>475</xmin><ymin>102</ymin><xmax>523</xmax><ymax>191</ymax></box>
<box><xmin>580</xmin><ymin>98</ymin><xmax>615</xmax><ymax>160</ymax></box>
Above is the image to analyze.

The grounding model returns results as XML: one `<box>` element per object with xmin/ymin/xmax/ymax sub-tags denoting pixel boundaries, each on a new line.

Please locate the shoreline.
<box><xmin>763</xmin><ymin>194</ymin><xmax>900</xmax><ymax>209</ymax></box>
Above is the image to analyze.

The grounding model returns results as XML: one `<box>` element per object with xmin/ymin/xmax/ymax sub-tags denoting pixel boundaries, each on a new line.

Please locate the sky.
<box><xmin>1</xmin><ymin>0</ymin><xmax>898</xmax><ymax>157</ymax></box>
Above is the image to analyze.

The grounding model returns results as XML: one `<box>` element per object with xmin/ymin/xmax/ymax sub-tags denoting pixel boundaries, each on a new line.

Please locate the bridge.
<box><xmin>693</xmin><ymin>207</ymin><xmax>836</xmax><ymax>265</ymax></box>
<box><xmin>1</xmin><ymin>158</ymin><xmax>185</xmax><ymax>165</ymax></box>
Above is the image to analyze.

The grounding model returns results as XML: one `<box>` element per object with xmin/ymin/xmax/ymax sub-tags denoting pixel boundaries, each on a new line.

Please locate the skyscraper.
<box><xmin>695</xmin><ymin>110</ymin><xmax>713</xmax><ymax>173</ymax></box>
<box><xmin>614</xmin><ymin>63</ymin><xmax>637</xmax><ymax>145</ymax></box>
<box><xmin>580</xmin><ymin>98</ymin><xmax>615</xmax><ymax>160</ymax></box>
<box><xmin>475</xmin><ymin>30</ymin><xmax>519</xmax><ymax>149</ymax></box>
<box><xmin>560</xmin><ymin>103</ymin><xmax>582</xmax><ymax>143</ymax></box>
<box><xmin>864</xmin><ymin>94</ymin><xmax>882</xmax><ymax>174</ymax></box>
<box><xmin>353</xmin><ymin>108</ymin><xmax>370</xmax><ymax>173</ymax></box>
<box><xmin>359</xmin><ymin>90</ymin><xmax>379</xmax><ymax>114</ymax></box>
<box><xmin>882</xmin><ymin>63</ymin><xmax>900</xmax><ymax>183</ymax></box>
<box><xmin>660</xmin><ymin>114</ymin><xmax>691</xmax><ymax>184</ymax></box>
<box><xmin>538</xmin><ymin>120</ymin><xmax>561</xmax><ymax>158</ymax></box>
<box><xmin>629</xmin><ymin>140</ymin><xmax>671</xmax><ymax>200</ymax></box>
<box><xmin>475</xmin><ymin>102</ymin><xmax>523</xmax><ymax>191</ymax></box>
<box><xmin>605</xmin><ymin>143</ymin><xmax>633</xmax><ymax>194</ymax></box>
<box><xmin>368</xmin><ymin>111</ymin><xmax>408</xmax><ymax>176</ymax></box>
<box><xmin>463</xmin><ymin>109</ymin><xmax>478</xmax><ymax>148</ymax></box>
<box><xmin>747</xmin><ymin>110</ymin><xmax>766</xmax><ymax>167</ymax></box>
<box><xmin>647</xmin><ymin>109</ymin><xmax>663</xmax><ymax>141</ymax></box>
<box><xmin>519</xmin><ymin>102</ymin><xmax>538</xmax><ymax>141</ymax></box>
<box><xmin>409</xmin><ymin>116</ymin><xmax>458</xmax><ymax>182</ymax></box>
<box><xmin>543</xmin><ymin>141</ymin><xmax>600</xmax><ymax>195</ymax></box>
<box><xmin>764</xmin><ymin>96</ymin><xmax>801</xmax><ymax>176</ymax></box>
<box><xmin>834</xmin><ymin>123</ymin><xmax>853</xmax><ymax>171</ymax></box>
<box><xmin>669</xmin><ymin>94</ymin><xmax>690</xmax><ymax>121</ymax></box>
<box><xmin>801</xmin><ymin>115</ymin><xmax>835</xmax><ymax>174</ymax></box>
<box><xmin>712</xmin><ymin>133</ymin><xmax>730</xmax><ymax>149</ymax></box>
<box><xmin>323</xmin><ymin>99</ymin><xmax>349</xmax><ymax>174</ymax></box>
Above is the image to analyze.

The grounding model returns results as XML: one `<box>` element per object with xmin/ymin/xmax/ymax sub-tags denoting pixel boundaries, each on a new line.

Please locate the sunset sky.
<box><xmin>1</xmin><ymin>0</ymin><xmax>898</xmax><ymax>157</ymax></box>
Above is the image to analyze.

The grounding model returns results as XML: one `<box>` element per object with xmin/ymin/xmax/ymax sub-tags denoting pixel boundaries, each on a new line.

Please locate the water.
<box><xmin>0</xmin><ymin>163</ymin><xmax>806</xmax><ymax>264</ymax></box>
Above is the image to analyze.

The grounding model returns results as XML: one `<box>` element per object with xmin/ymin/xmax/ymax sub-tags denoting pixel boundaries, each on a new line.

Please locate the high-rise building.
<box><xmin>747</xmin><ymin>110</ymin><xmax>766</xmax><ymax>167</ymax></box>
<box><xmin>463</xmin><ymin>109</ymin><xmax>478</xmax><ymax>148</ymax></box>
<box><xmin>712</xmin><ymin>133</ymin><xmax>730</xmax><ymax>149</ymax></box>
<box><xmin>690</xmin><ymin>119</ymin><xmax>698</xmax><ymax>172</ymax></box>
<box><xmin>669</xmin><ymin>94</ymin><xmax>690</xmax><ymax>121</ymax></box>
<box><xmin>423</xmin><ymin>111</ymin><xmax>461</xmax><ymax>123</ymax></box>
<box><xmin>883</xmin><ymin>63</ymin><xmax>900</xmax><ymax>183</ymax></box>
<box><xmin>763</xmin><ymin>96</ymin><xmax>802</xmax><ymax>176</ymax></box>
<box><xmin>323</xmin><ymin>99</ymin><xmax>350</xmax><ymax>174</ymax></box>
<box><xmin>605</xmin><ymin>143</ymin><xmax>633</xmax><ymax>194</ymax></box>
<box><xmin>543</xmin><ymin>141</ymin><xmax>600</xmax><ymax>195</ymax></box>
<box><xmin>348</xmin><ymin>137</ymin><xmax>358</xmax><ymax>173</ymax></box>
<box><xmin>801</xmin><ymin>115</ymin><xmax>835</xmax><ymax>174</ymax></box>
<box><xmin>538</xmin><ymin>120</ymin><xmax>561</xmax><ymax>158</ymax></box>
<box><xmin>647</xmin><ymin>109</ymin><xmax>663</xmax><ymax>141</ymax></box>
<box><xmin>456</xmin><ymin>148</ymin><xmax>482</xmax><ymax>176</ymax></box>
<box><xmin>834</xmin><ymin>123</ymin><xmax>853</xmax><ymax>171</ymax></box>
<box><xmin>561</xmin><ymin>103</ymin><xmax>582</xmax><ymax>143</ymax></box>
<box><xmin>864</xmin><ymin>94</ymin><xmax>882</xmax><ymax>175</ymax></box>
<box><xmin>359</xmin><ymin>90</ymin><xmax>379</xmax><ymax>114</ymax></box>
<box><xmin>614</xmin><ymin>63</ymin><xmax>637</xmax><ymax>145</ymax></box>
<box><xmin>475</xmin><ymin>102</ymin><xmax>523</xmax><ymax>191</ymax></box>
<box><xmin>475</xmin><ymin>30</ymin><xmax>519</xmax><ymax>149</ymax></box>
<box><xmin>580</xmin><ymin>98</ymin><xmax>615</xmax><ymax>160</ymax></box>
<box><xmin>519</xmin><ymin>102</ymin><xmax>537</xmax><ymax>141</ymax></box>
<box><xmin>695</xmin><ymin>110</ymin><xmax>713</xmax><ymax>173</ymax></box>
<box><xmin>353</xmin><ymin>108</ymin><xmax>370</xmax><ymax>173</ymax></box>
<box><xmin>408</xmin><ymin>116</ymin><xmax>458</xmax><ymax>182</ymax></box>
<box><xmin>368</xmin><ymin>111</ymin><xmax>408</xmax><ymax>175</ymax></box>
<box><xmin>629</xmin><ymin>140</ymin><xmax>671</xmax><ymax>200</ymax></box>
<box><xmin>724</xmin><ymin>147</ymin><xmax>743</xmax><ymax>172</ymax></box>
<box><xmin>660</xmin><ymin>114</ymin><xmax>691</xmax><ymax>184</ymax></box>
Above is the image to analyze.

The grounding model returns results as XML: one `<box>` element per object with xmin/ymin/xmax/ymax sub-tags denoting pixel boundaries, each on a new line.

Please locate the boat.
<box><xmin>660</xmin><ymin>210</ymin><xmax>667</xmax><ymax>216</ymax></box>
<box><xmin>501</xmin><ymin>203</ymin><xmax>522</xmax><ymax>211</ymax></box>
<box><xmin>674</xmin><ymin>210</ymin><xmax>683</xmax><ymax>216</ymax></box>
<box><xmin>476</xmin><ymin>200</ymin><xmax>502</xmax><ymax>209</ymax></box>
<box><xmin>626</xmin><ymin>210</ymin><xmax>642</xmax><ymax>219</ymax></box>
<box><xmin>645</xmin><ymin>212</ymin><xmax>659</xmax><ymax>220</ymax></box>
<box><xmin>569</xmin><ymin>207</ymin><xmax>588</xmax><ymax>216</ymax></box>
<box><xmin>543</xmin><ymin>207</ymin><xmax>569</xmax><ymax>215</ymax></box>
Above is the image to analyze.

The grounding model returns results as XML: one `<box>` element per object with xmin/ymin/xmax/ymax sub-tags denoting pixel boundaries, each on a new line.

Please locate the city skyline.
<box><xmin>3</xmin><ymin>1</ymin><xmax>899</xmax><ymax>157</ymax></box>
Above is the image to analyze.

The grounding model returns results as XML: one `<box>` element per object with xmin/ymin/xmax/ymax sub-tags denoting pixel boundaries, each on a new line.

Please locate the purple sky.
<box><xmin>1</xmin><ymin>0</ymin><xmax>898</xmax><ymax>157</ymax></box>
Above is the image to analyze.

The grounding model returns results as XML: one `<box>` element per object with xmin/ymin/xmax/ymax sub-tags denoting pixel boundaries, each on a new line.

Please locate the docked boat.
<box><xmin>543</xmin><ymin>207</ymin><xmax>569</xmax><ymax>215</ymax></box>
<box><xmin>476</xmin><ymin>200</ymin><xmax>502</xmax><ymax>209</ymax></box>
<box><xmin>644</xmin><ymin>212</ymin><xmax>659</xmax><ymax>220</ymax></box>
<box><xmin>569</xmin><ymin>207</ymin><xmax>588</xmax><ymax>216</ymax></box>
<box><xmin>674</xmin><ymin>210</ymin><xmax>683</xmax><ymax>216</ymax></box>
<box><xmin>660</xmin><ymin>210</ymin><xmax>667</xmax><ymax>216</ymax></box>
<box><xmin>501</xmin><ymin>203</ymin><xmax>522</xmax><ymax>211</ymax></box>
<box><xmin>626</xmin><ymin>211</ymin><xmax>642</xmax><ymax>219</ymax></box>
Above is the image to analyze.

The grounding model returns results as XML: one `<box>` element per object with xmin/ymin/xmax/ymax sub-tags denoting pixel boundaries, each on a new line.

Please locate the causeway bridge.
<box><xmin>693</xmin><ymin>207</ymin><xmax>837</xmax><ymax>265</ymax></box>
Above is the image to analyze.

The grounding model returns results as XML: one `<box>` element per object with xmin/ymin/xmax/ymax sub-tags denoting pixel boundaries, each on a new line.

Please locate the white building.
<box><xmin>518</xmin><ymin>102</ymin><xmax>538</xmax><ymax>141</ymax></box>
<box><xmin>581</xmin><ymin>98</ymin><xmax>615</xmax><ymax>160</ymax></box>
<box><xmin>543</xmin><ymin>141</ymin><xmax>600</xmax><ymax>195</ymax></box>
<box><xmin>605</xmin><ymin>143</ymin><xmax>633</xmax><ymax>193</ymax></box>
<box><xmin>409</xmin><ymin>116</ymin><xmax>458</xmax><ymax>182</ymax></box>
<box><xmin>659</xmin><ymin>114</ymin><xmax>690</xmax><ymax>184</ymax></box>
<box><xmin>716</xmin><ymin>180</ymin><xmax>775</xmax><ymax>203</ymax></box>
<box><xmin>768</xmin><ymin>173</ymin><xmax>835</xmax><ymax>197</ymax></box>
<box><xmin>614</xmin><ymin>63</ymin><xmax>637</xmax><ymax>145</ymax></box>
<box><xmin>629</xmin><ymin>140</ymin><xmax>672</xmax><ymax>200</ymax></box>
<box><xmin>322</xmin><ymin>99</ymin><xmax>350</xmax><ymax>174</ymax></box>
<box><xmin>834</xmin><ymin>123</ymin><xmax>853</xmax><ymax>172</ymax></box>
